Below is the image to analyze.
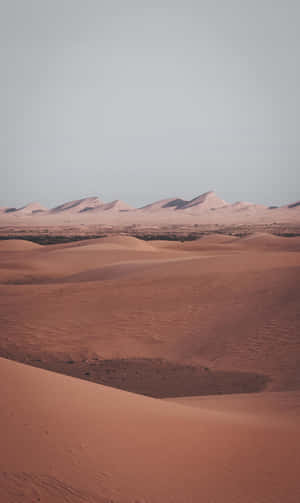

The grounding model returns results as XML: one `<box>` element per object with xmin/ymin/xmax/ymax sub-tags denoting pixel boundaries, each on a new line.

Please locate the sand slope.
<box><xmin>0</xmin><ymin>357</ymin><xmax>299</xmax><ymax>503</ymax></box>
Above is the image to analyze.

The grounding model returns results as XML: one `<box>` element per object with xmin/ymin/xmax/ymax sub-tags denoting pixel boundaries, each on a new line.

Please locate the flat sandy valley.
<box><xmin>0</xmin><ymin>228</ymin><xmax>300</xmax><ymax>502</ymax></box>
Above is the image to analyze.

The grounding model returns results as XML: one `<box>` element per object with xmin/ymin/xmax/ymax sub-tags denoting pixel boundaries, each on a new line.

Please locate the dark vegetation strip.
<box><xmin>132</xmin><ymin>233</ymin><xmax>201</xmax><ymax>242</ymax></box>
<box><xmin>0</xmin><ymin>235</ymin><xmax>107</xmax><ymax>245</ymax></box>
<box><xmin>273</xmin><ymin>232</ymin><xmax>300</xmax><ymax>237</ymax></box>
<box><xmin>1</xmin><ymin>229</ymin><xmax>299</xmax><ymax>245</ymax></box>
<box><xmin>0</xmin><ymin>233</ymin><xmax>203</xmax><ymax>244</ymax></box>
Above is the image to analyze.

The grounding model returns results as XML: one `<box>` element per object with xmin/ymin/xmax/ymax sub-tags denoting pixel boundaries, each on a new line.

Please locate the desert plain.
<box><xmin>0</xmin><ymin>194</ymin><xmax>300</xmax><ymax>502</ymax></box>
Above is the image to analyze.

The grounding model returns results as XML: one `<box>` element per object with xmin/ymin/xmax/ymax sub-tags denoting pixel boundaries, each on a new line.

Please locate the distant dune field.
<box><xmin>1</xmin><ymin>191</ymin><xmax>300</xmax><ymax>225</ymax></box>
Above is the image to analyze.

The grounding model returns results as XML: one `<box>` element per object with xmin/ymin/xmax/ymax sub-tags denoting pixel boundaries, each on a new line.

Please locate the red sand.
<box><xmin>0</xmin><ymin>234</ymin><xmax>300</xmax><ymax>501</ymax></box>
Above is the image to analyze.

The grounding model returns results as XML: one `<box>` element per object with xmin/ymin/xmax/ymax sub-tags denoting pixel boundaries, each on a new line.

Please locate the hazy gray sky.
<box><xmin>1</xmin><ymin>0</ymin><xmax>299</xmax><ymax>208</ymax></box>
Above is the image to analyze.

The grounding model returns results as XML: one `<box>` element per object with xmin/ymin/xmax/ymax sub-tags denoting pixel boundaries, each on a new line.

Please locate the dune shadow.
<box><xmin>27</xmin><ymin>358</ymin><xmax>269</xmax><ymax>398</ymax></box>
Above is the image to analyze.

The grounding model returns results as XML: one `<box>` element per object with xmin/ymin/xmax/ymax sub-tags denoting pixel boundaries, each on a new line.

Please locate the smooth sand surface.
<box><xmin>1</xmin><ymin>234</ymin><xmax>300</xmax><ymax>501</ymax></box>
<box><xmin>167</xmin><ymin>390</ymin><xmax>300</xmax><ymax>427</ymax></box>
<box><xmin>0</xmin><ymin>357</ymin><xmax>300</xmax><ymax>503</ymax></box>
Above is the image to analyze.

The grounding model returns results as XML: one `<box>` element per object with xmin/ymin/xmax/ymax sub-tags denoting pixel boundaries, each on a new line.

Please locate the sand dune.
<box><xmin>285</xmin><ymin>200</ymin><xmax>300</xmax><ymax>209</ymax></box>
<box><xmin>48</xmin><ymin>235</ymin><xmax>156</xmax><ymax>251</ymax></box>
<box><xmin>9</xmin><ymin>202</ymin><xmax>48</xmax><ymax>215</ymax></box>
<box><xmin>139</xmin><ymin>197</ymin><xmax>186</xmax><ymax>212</ymax></box>
<box><xmin>192</xmin><ymin>234</ymin><xmax>238</xmax><ymax>244</ymax></box>
<box><xmin>0</xmin><ymin>356</ymin><xmax>299</xmax><ymax>503</ymax></box>
<box><xmin>96</xmin><ymin>200</ymin><xmax>134</xmax><ymax>212</ymax></box>
<box><xmin>0</xmin><ymin>236</ymin><xmax>183</xmax><ymax>285</ymax></box>
<box><xmin>50</xmin><ymin>196</ymin><xmax>103</xmax><ymax>213</ymax></box>
<box><xmin>181</xmin><ymin>190</ymin><xmax>228</xmax><ymax>211</ymax></box>
<box><xmin>180</xmin><ymin>234</ymin><xmax>238</xmax><ymax>250</ymax></box>
<box><xmin>179</xmin><ymin>233</ymin><xmax>300</xmax><ymax>252</ymax></box>
<box><xmin>235</xmin><ymin>232</ymin><xmax>300</xmax><ymax>251</ymax></box>
<box><xmin>152</xmin><ymin>233</ymin><xmax>300</xmax><ymax>252</ymax></box>
<box><xmin>0</xmin><ymin>239</ymin><xmax>41</xmax><ymax>251</ymax></box>
<box><xmin>84</xmin><ymin>235</ymin><xmax>156</xmax><ymax>250</ymax></box>
<box><xmin>140</xmin><ymin>191</ymin><xmax>228</xmax><ymax>213</ymax></box>
<box><xmin>150</xmin><ymin>234</ymin><xmax>239</xmax><ymax>252</ymax></box>
<box><xmin>230</xmin><ymin>201</ymin><xmax>267</xmax><ymax>212</ymax></box>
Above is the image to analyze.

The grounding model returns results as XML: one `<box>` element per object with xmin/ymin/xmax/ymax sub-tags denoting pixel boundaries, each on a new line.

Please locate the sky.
<box><xmin>0</xmin><ymin>0</ymin><xmax>299</xmax><ymax>208</ymax></box>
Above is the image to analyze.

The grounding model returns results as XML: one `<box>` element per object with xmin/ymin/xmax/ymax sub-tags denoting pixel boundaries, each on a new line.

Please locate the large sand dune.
<box><xmin>0</xmin><ymin>357</ymin><xmax>299</xmax><ymax>503</ymax></box>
